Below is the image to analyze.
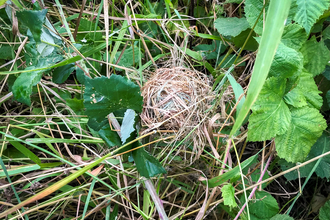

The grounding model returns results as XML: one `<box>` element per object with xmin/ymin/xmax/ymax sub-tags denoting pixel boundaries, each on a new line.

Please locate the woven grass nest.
<box><xmin>140</xmin><ymin>67</ymin><xmax>215</xmax><ymax>162</ymax></box>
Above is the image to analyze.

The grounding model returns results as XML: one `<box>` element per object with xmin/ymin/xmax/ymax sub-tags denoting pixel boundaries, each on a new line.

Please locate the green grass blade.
<box><xmin>81</xmin><ymin>179</ymin><xmax>96</xmax><ymax>219</ymax></box>
<box><xmin>0</xmin><ymin>164</ymin><xmax>40</xmax><ymax>177</ymax></box>
<box><xmin>9</xmin><ymin>140</ymin><xmax>41</xmax><ymax>165</ymax></box>
<box><xmin>25</xmin><ymin>138</ymin><xmax>104</xmax><ymax>144</ymax></box>
<box><xmin>54</xmin><ymin>0</ymin><xmax>75</xmax><ymax>42</ymax></box>
<box><xmin>109</xmin><ymin>20</ymin><xmax>128</xmax><ymax>64</ymax></box>
<box><xmin>230</xmin><ymin>0</ymin><xmax>292</xmax><ymax>137</ymax></box>
<box><xmin>0</xmin><ymin>131</ymin><xmax>153</xmax><ymax>218</ymax></box>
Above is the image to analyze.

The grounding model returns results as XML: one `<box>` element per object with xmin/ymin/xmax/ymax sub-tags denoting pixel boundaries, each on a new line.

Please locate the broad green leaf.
<box><xmin>24</xmin><ymin>40</ymin><xmax>63</xmax><ymax>68</ymax></box>
<box><xmin>284</xmin><ymin>85</ymin><xmax>307</xmax><ymax>108</ymax></box>
<box><xmin>66</xmin><ymin>98</ymin><xmax>84</xmax><ymax>113</ymax></box>
<box><xmin>206</xmin><ymin>154</ymin><xmax>258</xmax><ymax>187</ymax></box>
<box><xmin>12</xmin><ymin>67</ymin><xmax>43</xmax><ymax>106</ymax></box>
<box><xmin>221</xmin><ymin>184</ymin><xmax>237</xmax><ymax>208</ymax></box>
<box><xmin>0</xmin><ymin>45</ymin><xmax>14</xmax><ymax>59</ymax></box>
<box><xmin>270</xmin><ymin>214</ymin><xmax>294</xmax><ymax>220</ymax></box>
<box><xmin>245</xmin><ymin>0</ymin><xmax>269</xmax><ymax>35</ymax></box>
<box><xmin>323</xmin><ymin>25</ymin><xmax>330</xmax><ymax>40</ymax></box>
<box><xmin>9</xmin><ymin>141</ymin><xmax>41</xmax><ymax>165</ymax></box>
<box><xmin>132</xmin><ymin>148</ymin><xmax>166</xmax><ymax>178</ymax></box>
<box><xmin>214</xmin><ymin>17</ymin><xmax>250</xmax><ymax>37</ymax></box>
<box><xmin>84</xmin><ymin>75</ymin><xmax>143</xmax><ymax>124</ymax></box>
<box><xmin>323</xmin><ymin>66</ymin><xmax>330</xmax><ymax>80</ymax></box>
<box><xmin>249</xmin><ymin>191</ymin><xmax>279</xmax><ymax>219</ymax></box>
<box><xmin>300</xmin><ymin>36</ymin><xmax>330</xmax><ymax>76</ymax></box>
<box><xmin>248</xmin><ymin>77</ymin><xmax>291</xmax><ymax>141</ymax></box>
<box><xmin>121</xmin><ymin>109</ymin><xmax>136</xmax><ymax>144</ymax></box>
<box><xmin>294</xmin><ymin>0</ymin><xmax>330</xmax><ymax>33</ymax></box>
<box><xmin>231</xmin><ymin>29</ymin><xmax>259</xmax><ymax>51</ymax></box>
<box><xmin>98</xmin><ymin>123</ymin><xmax>122</xmax><ymax>148</ymax></box>
<box><xmin>52</xmin><ymin>63</ymin><xmax>75</xmax><ymax>84</ymax></box>
<box><xmin>282</xmin><ymin>133</ymin><xmax>330</xmax><ymax>181</ymax></box>
<box><xmin>305</xmin><ymin>133</ymin><xmax>330</xmax><ymax>180</ymax></box>
<box><xmin>76</xmin><ymin>67</ymin><xmax>86</xmax><ymax>84</ymax></box>
<box><xmin>37</xmin><ymin>28</ymin><xmax>56</xmax><ymax>56</ymax></box>
<box><xmin>282</xmin><ymin>24</ymin><xmax>308</xmax><ymax>50</ymax></box>
<box><xmin>297</xmin><ymin>70</ymin><xmax>323</xmax><ymax>109</ymax></box>
<box><xmin>269</xmin><ymin>42</ymin><xmax>303</xmax><ymax>78</ymax></box>
<box><xmin>287</xmin><ymin>0</ymin><xmax>298</xmax><ymax>24</ymax></box>
<box><xmin>16</xmin><ymin>9</ymin><xmax>47</xmax><ymax>43</ymax></box>
<box><xmin>327</xmin><ymin>90</ymin><xmax>330</xmax><ymax>108</ymax></box>
<box><xmin>320</xmin><ymin>200</ymin><xmax>330</xmax><ymax>220</ymax></box>
<box><xmin>193</xmin><ymin>41</ymin><xmax>227</xmax><ymax>60</ymax></box>
<box><xmin>275</xmin><ymin>107</ymin><xmax>327</xmax><ymax>163</ymax></box>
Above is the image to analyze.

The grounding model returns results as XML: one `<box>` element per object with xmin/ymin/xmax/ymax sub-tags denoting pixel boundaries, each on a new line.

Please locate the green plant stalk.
<box><xmin>81</xmin><ymin>179</ymin><xmax>96</xmax><ymax>219</ymax></box>
<box><xmin>229</xmin><ymin>0</ymin><xmax>292</xmax><ymax>137</ymax></box>
<box><xmin>0</xmin><ymin>131</ymin><xmax>156</xmax><ymax>218</ymax></box>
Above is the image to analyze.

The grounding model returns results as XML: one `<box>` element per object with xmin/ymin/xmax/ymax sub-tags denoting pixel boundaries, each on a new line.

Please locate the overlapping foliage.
<box><xmin>1</xmin><ymin>0</ymin><xmax>330</xmax><ymax>219</ymax></box>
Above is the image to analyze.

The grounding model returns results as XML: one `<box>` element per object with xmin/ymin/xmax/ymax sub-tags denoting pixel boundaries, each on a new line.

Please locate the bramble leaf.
<box><xmin>98</xmin><ymin>123</ymin><xmax>121</xmax><ymax>148</ymax></box>
<box><xmin>275</xmin><ymin>107</ymin><xmax>327</xmax><ymax>163</ymax></box>
<box><xmin>84</xmin><ymin>75</ymin><xmax>143</xmax><ymax>125</ymax></box>
<box><xmin>269</xmin><ymin>42</ymin><xmax>303</xmax><ymax>78</ymax></box>
<box><xmin>284</xmin><ymin>85</ymin><xmax>307</xmax><ymax>108</ymax></box>
<box><xmin>294</xmin><ymin>0</ymin><xmax>330</xmax><ymax>33</ymax></box>
<box><xmin>214</xmin><ymin>17</ymin><xmax>250</xmax><ymax>37</ymax></box>
<box><xmin>248</xmin><ymin>77</ymin><xmax>291</xmax><ymax>141</ymax></box>
<box><xmin>221</xmin><ymin>184</ymin><xmax>237</xmax><ymax>208</ymax></box>
<box><xmin>12</xmin><ymin>67</ymin><xmax>43</xmax><ymax>106</ymax></box>
<box><xmin>282</xmin><ymin>133</ymin><xmax>330</xmax><ymax>181</ymax></box>
<box><xmin>297</xmin><ymin>70</ymin><xmax>323</xmax><ymax>109</ymax></box>
<box><xmin>240</xmin><ymin>191</ymin><xmax>279</xmax><ymax>220</ymax></box>
<box><xmin>132</xmin><ymin>148</ymin><xmax>166</xmax><ymax>178</ymax></box>
<box><xmin>304</xmin><ymin>133</ymin><xmax>330</xmax><ymax>180</ymax></box>
<box><xmin>320</xmin><ymin>200</ymin><xmax>330</xmax><ymax>220</ymax></box>
<box><xmin>300</xmin><ymin>36</ymin><xmax>330</xmax><ymax>76</ymax></box>
<box><xmin>244</xmin><ymin>0</ymin><xmax>268</xmax><ymax>35</ymax></box>
<box><xmin>282</xmin><ymin>24</ymin><xmax>308</xmax><ymax>50</ymax></box>
<box><xmin>16</xmin><ymin>9</ymin><xmax>47</xmax><ymax>43</ymax></box>
<box><xmin>52</xmin><ymin>63</ymin><xmax>75</xmax><ymax>84</ymax></box>
<box><xmin>249</xmin><ymin>191</ymin><xmax>279</xmax><ymax>219</ymax></box>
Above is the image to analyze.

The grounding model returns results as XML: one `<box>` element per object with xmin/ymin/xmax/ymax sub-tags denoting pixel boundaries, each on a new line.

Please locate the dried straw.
<box><xmin>140</xmin><ymin>67</ymin><xmax>216</xmax><ymax>162</ymax></box>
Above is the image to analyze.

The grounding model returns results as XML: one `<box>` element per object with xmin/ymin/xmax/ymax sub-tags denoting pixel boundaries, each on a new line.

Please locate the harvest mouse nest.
<box><xmin>140</xmin><ymin>67</ymin><xmax>216</xmax><ymax>162</ymax></box>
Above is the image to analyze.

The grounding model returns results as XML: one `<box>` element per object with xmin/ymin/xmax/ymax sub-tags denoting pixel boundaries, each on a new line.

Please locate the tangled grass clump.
<box><xmin>140</xmin><ymin>67</ymin><xmax>216</xmax><ymax>162</ymax></box>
